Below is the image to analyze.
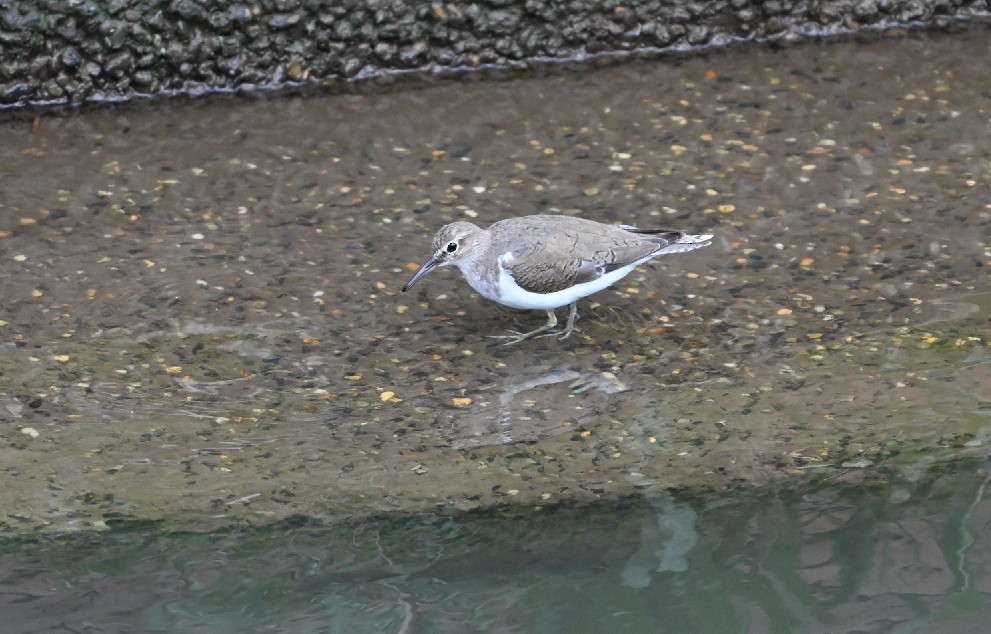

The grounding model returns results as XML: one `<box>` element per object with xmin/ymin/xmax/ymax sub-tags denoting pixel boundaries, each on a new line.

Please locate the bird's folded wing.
<box><xmin>505</xmin><ymin>235</ymin><xmax>661</xmax><ymax>294</ymax></box>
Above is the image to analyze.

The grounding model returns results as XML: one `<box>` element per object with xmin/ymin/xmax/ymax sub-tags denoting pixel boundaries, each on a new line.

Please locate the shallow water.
<box><xmin>2</xmin><ymin>459</ymin><xmax>991</xmax><ymax>632</ymax></box>
<box><xmin>1</xmin><ymin>22</ymin><xmax>991</xmax><ymax>631</ymax></box>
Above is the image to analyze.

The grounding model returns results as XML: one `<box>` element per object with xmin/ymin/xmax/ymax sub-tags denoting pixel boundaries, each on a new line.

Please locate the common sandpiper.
<box><xmin>402</xmin><ymin>215</ymin><xmax>712</xmax><ymax>344</ymax></box>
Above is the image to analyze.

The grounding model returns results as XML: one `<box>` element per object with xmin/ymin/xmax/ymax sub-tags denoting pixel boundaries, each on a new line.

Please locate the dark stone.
<box><xmin>56</xmin><ymin>16</ymin><xmax>81</xmax><ymax>41</ymax></box>
<box><xmin>144</xmin><ymin>9</ymin><xmax>165</xmax><ymax>30</ymax></box>
<box><xmin>374</xmin><ymin>41</ymin><xmax>396</xmax><ymax>61</ymax></box>
<box><xmin>60</xmin><ymin>78</ymin><xmax>89</xmax><ymax>104</ymax></box>
<box><xmin>165</xmin><ymin>39</ymin><xmax>186</xmax><ymax>64</ymax></box>
<box><xmin>268</xmin><ymin>13</ymin><xmax>301</xmax><ymax>29</ymax></box>
<box><xmin>172</xmin><ymin>0</ymin><xmax>207</xmax><ymax>21</ymax></box>
<box><xmin>334</xmin><ymin>18</ymin><xmax>354</xmax><ymax>39</ymax></box>
<box><xmin>244</xmin><ymin>22</ymin><xmax>264</xmax><ymax>41</ymax></box>
<box><xmin>230</xmin><ymin>4</ymin><xmax>253</xmax><ymax>23</ymax></box>
<box><xmin>104</xmin><ymin>51</ymin><xmax>133</xmax><ymax>75</ymax></box>
<box><xmin>1</xmin><ymin>9</ymin><xmax>21</xmax><ymax>30</ymax></box>
<box><xmin>817</xmin><ymin>3</ymin><xmax>842</xmax><ymax>20</ymax></box>
<box><xmin>42</xmin><ymin>78</ymin><xmax>63</xmax><ymax>98</ymax></box>
<box><xmin>687</xmin><ymin>25</ymin><xmax>711</xmax><ymax>45</ymax></box>
<box><xmin>29</xmin><ymin>55</ymin><xmax>52</xmax><ymax>80</ymax></box>
<box><xmin>341</xmin><ymin>56</ymin><xmax>363</xmax><ymax>77</ymax></box>
<box><xmin>129</xmin><ymin>23</ymin><xmax>151</xmax><ymax>50</ymax></box>
<box><xmin>132</xmin><ymin>70</ymin><xmax>155</xmax><ymax>87</ymax></box>
<box><xmin>17</xmin><ymin>9</ymin><xmax>41</xmax><ymax>30</ymax></box>
<box><xmin>494</xmin><ymin>36</ymin><xmax>522</xmax><ymax>58</ymax></box>
<box><xmin>0</xmin><ymin>29</ymin><xmax>25</xmax><ymax>45</ymax></box>
<box><xmin>79</xmin><ymin>2</ymin><xmax>101</xmax><ymax>19</ymax></box>
<box><xmin>900</xmin><ymin>1</ymin><xmax>929</xmax><ymax>20</ymax></box>
<box><xmin>107</xmin><ymin>21</ymin><xmax>129</xmax><ymax>49</ymax></box>
<box><xmin>486</xmin><ymin>8</ymin><xmax>522</xmax><ymax>35</ymax></box>
<box><xmin>358</xmin><ymin>21</ymin><xmax>376</xmax><ymax>41</ymax></box>
<box><xmin>196</xmin><ymin>62</ymin><xmax>216</xmax><ymax>84</ymax></box>
<box><xmin>208</xmin><ymin>11</ymin><xmax>232</xmax><ymax>31</ymax></box>
<box><xmin>434</xmin><ymin>48</ymin><xmax>455</xmax><ymax>65</ymax></box>
<box><xmin>237</xmin><ymin>66</ymin><xmax>268</xmax><ymax>85</ymax></box>
<box><xmin>398</xmin><ymin>40</ymin><xmax>427</xmax><ymax>66</ymax></box>
<box><xmin>106</xmin><ymin>0</ymin><xmax>128</xmax><ymax>15</ymax></box>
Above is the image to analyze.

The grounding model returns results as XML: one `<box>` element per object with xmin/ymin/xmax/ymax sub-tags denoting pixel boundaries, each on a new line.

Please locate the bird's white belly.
<box><xmin>461</xmin><ymin>253</ymin><xmax>645</xmax><ymax>311</ymax></box>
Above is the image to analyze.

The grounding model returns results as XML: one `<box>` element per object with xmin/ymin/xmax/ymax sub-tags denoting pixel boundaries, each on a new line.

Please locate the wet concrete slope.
<box><xmin>0</xmin><ymin>27</ymin><xmax>989</xmax><ymax>534</ymax></box>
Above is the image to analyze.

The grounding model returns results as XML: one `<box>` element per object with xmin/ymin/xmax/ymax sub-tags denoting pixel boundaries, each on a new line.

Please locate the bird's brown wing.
<box><xmin>503</xmin><ymin>228</ymin><xmax>668</xmax><ymax>294</ymax></box>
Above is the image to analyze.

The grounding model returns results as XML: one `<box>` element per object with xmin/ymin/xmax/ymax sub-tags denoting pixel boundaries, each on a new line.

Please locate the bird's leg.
<box><xmin>556</xmin><ymin>302</ymin><xmax>579</xmax><ymax>340</ymax></box>
<box><xmin>488</xmin><ymin>309</ymin><xmax>561</xmax><ymax>345</ymax></box>
<box><xmin>489</xmin><ymin>304</ymin><xmax>582</xmax><ymax>345</ymax></box>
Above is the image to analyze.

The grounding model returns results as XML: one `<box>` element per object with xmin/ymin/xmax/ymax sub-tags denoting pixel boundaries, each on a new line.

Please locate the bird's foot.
<box><xmin>488</xmin><ymin>325</ymin><xmax>579</xmax><ymax>345</ymax></box>
<box><xmin>487</xmin><ymin>328</ymin><xmax>552</xmax><ymax>345</ymax></box>
<box><xmin>487</xmin><ymin>307</ymin><xmax>579</xmax><ymax>345</ymax></box>
<box><xmin>538</xmin><ymin>325</ymin><xmax>580</xmax><ymax>341</ymax></box>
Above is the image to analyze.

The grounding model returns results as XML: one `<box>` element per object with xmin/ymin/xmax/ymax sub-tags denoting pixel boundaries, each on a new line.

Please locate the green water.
<box><xmin>3</xmin><ymin>459</ymin><xmax>989</xmax><ymax>633</ymax></box>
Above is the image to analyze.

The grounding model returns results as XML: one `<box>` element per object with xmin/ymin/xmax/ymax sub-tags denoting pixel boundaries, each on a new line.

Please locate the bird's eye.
<box><xmin>446</xmin><ymin>241</ymin><xmax>458</xmax><ymax>253</ymax></box>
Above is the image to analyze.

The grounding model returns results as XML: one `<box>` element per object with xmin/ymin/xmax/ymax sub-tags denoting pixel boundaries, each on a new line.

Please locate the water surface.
<box><xmin>3</xmin><ymin>459</ymin><xmax>991</xmax><ymax>632</ymax></box>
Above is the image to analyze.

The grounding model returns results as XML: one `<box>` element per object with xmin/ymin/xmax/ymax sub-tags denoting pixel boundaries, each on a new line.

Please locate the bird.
<box><xmin>401</xmin><ymin>215</ymin><xmax>712</xmax><ymax>344</ymax></box>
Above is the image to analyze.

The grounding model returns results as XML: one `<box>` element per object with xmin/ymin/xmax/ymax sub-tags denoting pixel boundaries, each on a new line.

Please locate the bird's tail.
<box><xmin>620</xmin><ymin>226</ymin><xmax>713</xmax><ymax>254</ymax></box>
<box><xmin>659</xmin><ymin>233</ymin><xmax>713</xmax><ymax>254</ymax></box>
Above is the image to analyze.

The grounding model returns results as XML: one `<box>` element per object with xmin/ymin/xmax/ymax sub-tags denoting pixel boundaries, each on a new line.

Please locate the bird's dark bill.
<box><xmin>401</xmin><ymin>256</ymin><xmax>440</xmax><ymax>292</ymax></box>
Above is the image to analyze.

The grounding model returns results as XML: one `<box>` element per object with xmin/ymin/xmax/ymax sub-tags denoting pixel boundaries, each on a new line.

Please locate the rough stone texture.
<box><xmin>0</xmin><ymin>0</ymin><xmax>988</xmax><ymax>107</ymax></box>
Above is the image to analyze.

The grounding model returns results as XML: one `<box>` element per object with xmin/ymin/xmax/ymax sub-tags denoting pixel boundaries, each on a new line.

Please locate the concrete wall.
<box><xmin>1</xmin><ymin>0</ymin><xmax>989</xmax><ymax>108</ymax></box>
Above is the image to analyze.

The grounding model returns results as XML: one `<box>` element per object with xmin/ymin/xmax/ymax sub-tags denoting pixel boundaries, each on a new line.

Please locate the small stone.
<box><xmin>268</xmin><ymin>13</ymin><xmax>300</xmax><ymax>29</ymax></box>
<box><xmin>173</xmin><ymin>0</ymin><xmax>206</xmax><ymax>20</ymax></box>
<box><xmin>104</xmin><ymin>51</ymin><xmax>133</xmax><ymax>75</ymax></box>
<box><xmin>230</xmin><ymin>5</ymin><xmax>253</xmax><ymax>22</ymax></box>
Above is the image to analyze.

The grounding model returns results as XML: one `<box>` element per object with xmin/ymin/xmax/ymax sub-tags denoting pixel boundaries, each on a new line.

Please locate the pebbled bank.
<box><xmin>1</xmin><ymin>0</ymin><xmax>990</xmax><ymax>108</ymax></box>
